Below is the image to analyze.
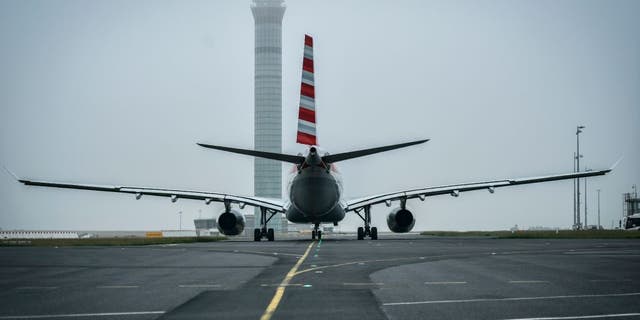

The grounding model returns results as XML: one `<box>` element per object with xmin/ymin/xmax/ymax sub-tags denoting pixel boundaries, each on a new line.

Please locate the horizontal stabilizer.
<box><xmin>197</xmin><ymin>143</ymin><xmax>305</xmax><ymax>164</ymax></box>
<box><xmin>322</xmin><ymin>139</ymin><xmax>429</xmax><ymax>163</ymax></box>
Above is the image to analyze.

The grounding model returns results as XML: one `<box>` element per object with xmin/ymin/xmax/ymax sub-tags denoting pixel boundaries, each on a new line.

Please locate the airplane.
<box><xmin>8</xmin><ymin>35</ymin><xmax>614</xmax><ymax>241</ymax></box>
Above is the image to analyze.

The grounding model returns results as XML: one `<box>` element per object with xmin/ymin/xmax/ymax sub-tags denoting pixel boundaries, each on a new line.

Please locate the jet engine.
<box><xmin>217</xmin><ymin>209</ymin><xmax>245</xmax><ymax>236</ymax></box>
<box><xmin>386</xmin><ymin>207</ymin><xmax>415</xmax><ymax>233</ymax></box>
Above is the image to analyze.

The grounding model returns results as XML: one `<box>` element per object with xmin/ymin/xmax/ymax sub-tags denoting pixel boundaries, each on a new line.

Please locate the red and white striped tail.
<box><xmin>296</xmin><ymin>34</ymin><xmax>317</xmax><ymax>146</ymax></box>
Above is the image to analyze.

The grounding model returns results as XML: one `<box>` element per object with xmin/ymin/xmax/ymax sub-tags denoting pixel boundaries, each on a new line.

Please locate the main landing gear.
<box><xmin>355</xmin><ymin>206</ymin><xmax>378</xmax><ymax>240</ymax></box>
<box><xmin>311</xmin><ymin>223</ymin><xmax>322</xmax><ymax>240</ymax></box>
<box><xmin>254</xmin><ymin>207</ymin><xmax>276</xmax><ymax>241</ymax></box>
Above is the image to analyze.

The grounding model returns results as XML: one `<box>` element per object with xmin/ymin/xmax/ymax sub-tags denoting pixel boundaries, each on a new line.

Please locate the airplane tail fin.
<box><xmin>297</xmin><ymin>34</ymin><xmax>317</xmax><ymax>146</ymax></box>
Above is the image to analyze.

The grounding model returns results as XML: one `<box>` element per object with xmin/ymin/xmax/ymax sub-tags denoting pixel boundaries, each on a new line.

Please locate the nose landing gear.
<box><xmin>312</xmin><ymin>222</ymin><xmax>322</xmax><ymax>240</ymax></box>
<box><xmin>355</xmin><ymin>206</ymin><xmax>378</xmax><ymax>240</ymax></box>
<box><xmin>253</xmin><ymin>207</ymin><xmax>276</xmax><ymax>241</ymax></box>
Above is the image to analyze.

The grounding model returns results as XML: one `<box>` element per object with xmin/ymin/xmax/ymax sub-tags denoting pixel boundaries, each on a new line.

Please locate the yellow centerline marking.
<box><xmin>260</xmin><ymin>241</ymin><xmax>315</xmax><ymax>320</ymax></box>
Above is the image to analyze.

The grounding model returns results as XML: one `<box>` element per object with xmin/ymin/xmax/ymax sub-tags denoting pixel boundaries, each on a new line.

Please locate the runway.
<box><xmin>1</xmin><ymin>235</ymin><xmax>639</xmax><ymax>319</ymax></box>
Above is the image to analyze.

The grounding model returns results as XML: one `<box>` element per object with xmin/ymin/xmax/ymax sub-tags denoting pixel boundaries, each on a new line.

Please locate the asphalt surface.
<box><xmin>1</xmin><ymin>234</ymin><xmax>640</xmax><ymax>320</ymax></box>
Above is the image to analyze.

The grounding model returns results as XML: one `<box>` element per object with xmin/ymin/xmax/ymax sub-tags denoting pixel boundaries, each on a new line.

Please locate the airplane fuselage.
<box><xmin>285</xmin><ymin>147</ymin><xmax>345</xmax><ymax>224</ymax></box>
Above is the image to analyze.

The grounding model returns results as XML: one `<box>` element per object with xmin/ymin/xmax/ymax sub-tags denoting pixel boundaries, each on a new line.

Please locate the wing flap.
<box><xmin>345</xmin><ymin>166</ymin><xmax>612</xmax><ymax>212</ymax></box>
<box><xmin>17</xmin><ymin>177</ymin><xmax>286</xmax><ymax>212</ymax></box>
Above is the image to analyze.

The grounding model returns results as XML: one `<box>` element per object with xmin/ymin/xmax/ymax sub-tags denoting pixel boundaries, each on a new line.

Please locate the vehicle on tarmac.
<box><xmin>624</xmin><ymin>213</ymin><xmax>640</xmax><ymax>230</ymax></box>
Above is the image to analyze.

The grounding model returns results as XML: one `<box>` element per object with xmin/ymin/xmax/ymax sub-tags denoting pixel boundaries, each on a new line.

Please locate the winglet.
<box><xmin>610</xmin><ymin>156</ymin><xmax>624</xmax><ymax>171</ymax></box>
<box><xmin>2</xmin><ymin>164</ymin><xmax>20</xmax><ymax>182</ymax></box>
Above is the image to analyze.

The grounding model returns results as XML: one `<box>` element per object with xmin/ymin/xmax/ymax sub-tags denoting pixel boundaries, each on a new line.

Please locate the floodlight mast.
<box><xmin>575</xmin><ymin>125</ymin><xmax>585</xmax><ymax>229</ymax></box>
<box><xmin>573</xmin><ymin>152</ymin><xmax>577</xmax><ymax>228</ymax></box>
<box><xmin>597</xmin><ymin>189</ymin><xmax>601</xmax><ymax>230</ymax></box>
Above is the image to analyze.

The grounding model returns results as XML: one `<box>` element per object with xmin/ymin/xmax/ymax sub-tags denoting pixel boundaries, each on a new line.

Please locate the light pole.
<box><xmin>597</xmin><ymin>189</ymin><xmax>601</xmax><ymax>230</ymax></box>
<box><xmin>573</xmin><ymin>152</ymin><xmax>577</xmax><ymax>229</ymax></box>
<box><xmin>576</xmin><ymin>125</ymin><xmax>585</xmax><ymax>229</ymax></box>
<box><xmin>584</xmin><ymin>168</ymin><xmax>593</xmax><ymax>229</ymax></box>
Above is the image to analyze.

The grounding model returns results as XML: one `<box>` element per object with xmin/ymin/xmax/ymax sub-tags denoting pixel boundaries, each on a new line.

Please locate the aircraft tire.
<box><xmin>267</xmin><ymin>228</ymin><xmax>275</xmax><ymax>241</ymax></box>
<box><xmin>254</xmin><ymin>228</ymin><xmax>261</xmax><ymax>241</ymax></box>
<box><xmin>317</xmin><ymin>230</ymin><xmax>322</xmax><ymax>240</ymax></box>
<box><xmin>357</xmin><ymin>227</ymin><xmax>364</xmax><ymax>240</ymax></box>
<box><xmin>312</xmin><ymin>230</ymin><xmax>316</xmax><ymax>240</ymax></box>
<box><xmin>371</xmin><ymin>227</ymin><xmax>378</xmax><ymax>240</ymax></box>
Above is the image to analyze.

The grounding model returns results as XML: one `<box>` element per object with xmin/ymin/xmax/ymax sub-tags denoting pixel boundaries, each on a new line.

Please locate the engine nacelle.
<box><xmin>217</xmin><ymin>209</ymin><xmax>245</xmax><ymax>236</ymax></box>
<box><xmin>387</xmin><ymin>207</ymin><xmax>415</xmax><ymax>233</ymax></box>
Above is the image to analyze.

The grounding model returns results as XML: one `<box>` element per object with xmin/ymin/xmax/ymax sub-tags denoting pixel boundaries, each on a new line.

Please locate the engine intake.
<box><xmin>387</xmin><ymin>207</ymin><xmax>415</xmax><ymax>233</ymax></box>
<box><xmin>217</xmin><ymin>209</ymin><xmax>245</xmax><ymax>236</ymax></box>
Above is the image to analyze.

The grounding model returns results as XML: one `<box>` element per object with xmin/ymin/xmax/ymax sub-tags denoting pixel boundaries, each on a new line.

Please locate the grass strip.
<box><xmin>420</xmin><ymin>230</ymin><xmax>640</xmax><ymax>239</ymax></box>
<box><xmin>0</xmin><ymin>236</ymin><xmax>227</xmax><ymax>247</ymax></box>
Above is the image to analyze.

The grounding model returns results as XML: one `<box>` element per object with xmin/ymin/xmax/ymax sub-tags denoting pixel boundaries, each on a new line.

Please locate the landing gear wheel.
<box><xmin>370</xmin><ymin>227</ymin><xmax>378</xmax><ymax>240</ymax></box>
<box><xmin>357</xmin><ymin>227</ymin><xmax>364</xmax><ymax>240</ymax></box>
<box><xmin>312</xmin><ymin>223</ymin><xmax>321</xmax><ymax>241</ymax></box>
<box><xmin>256</xmin><ymin>207</ymin><xmax>277</xmax><ymax>242</ymax></box>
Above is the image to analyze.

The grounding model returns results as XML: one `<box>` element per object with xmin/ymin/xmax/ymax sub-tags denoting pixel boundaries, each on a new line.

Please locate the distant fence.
<box><xmin>2</xmin><ymin>230</ymin><xmax>201</xmax><ymax>239</ymax></box>
<box><xmin>0</xmin><ymin>231</ymin><xmax>79</xmax><ymax>239</ymax></box>
<box><xmin>145</xmin><ymin>230</ymin><xmax>198</xmax><ymax>238</ymax></box>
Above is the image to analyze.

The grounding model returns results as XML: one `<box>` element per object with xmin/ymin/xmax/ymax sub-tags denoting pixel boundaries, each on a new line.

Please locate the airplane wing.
<box><xmin>344</xmin><ymin>165</ymin><xmax>615</xmax><ymax>213</ymax></box>
<box><xmin>13</xmin><ymin>175</ymin><xmax>286</xmax><ymax>212</ymax></box>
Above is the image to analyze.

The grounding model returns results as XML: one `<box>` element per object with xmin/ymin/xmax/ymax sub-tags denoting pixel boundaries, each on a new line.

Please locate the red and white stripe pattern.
<box><xmin>297</xmin><ymin>34</ymin><xmax>317</xmax><ymax>146</ymax></box>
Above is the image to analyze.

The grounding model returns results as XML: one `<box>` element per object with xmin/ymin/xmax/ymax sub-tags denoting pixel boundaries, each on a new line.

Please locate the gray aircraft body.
<box><xmin>10</xmin><ymin>35</ymin><xmax>614</xmax><ymax>241</ymax></box>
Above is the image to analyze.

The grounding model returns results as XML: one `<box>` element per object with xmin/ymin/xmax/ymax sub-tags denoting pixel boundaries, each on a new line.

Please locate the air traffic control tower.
<box><xmin>251</xmin><ymin>0</ymin><xmax>286</xmax><ymax>231</ymax></box>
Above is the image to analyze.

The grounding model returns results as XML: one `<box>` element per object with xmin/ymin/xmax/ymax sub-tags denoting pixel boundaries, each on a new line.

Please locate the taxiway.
<box><xmin>1</xmin><ymin>234</ymin><xmax>639</xmax><ymax>319</ymax></box>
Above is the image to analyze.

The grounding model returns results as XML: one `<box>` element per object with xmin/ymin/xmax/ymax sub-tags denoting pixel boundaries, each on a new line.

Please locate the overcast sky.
<box><xmin>1</xmin><ymin>0</ymin><xmax>638</xmax><ymax>232</ymax></box>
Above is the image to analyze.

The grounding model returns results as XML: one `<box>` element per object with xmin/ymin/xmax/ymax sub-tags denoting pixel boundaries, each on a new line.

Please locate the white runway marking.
<box><xmin>15</xmin><ymin>286</ymin><xmax>58</xmax><ymax>290</ymax></box>
<box><xmin>509</xmin><ymin>280</ymin><xmax>550</xmax><ymax>284</ymax></box>
<box><xmin>383</xmin><ymin>292</ymin><xmax>640</xmax><ymax>306</ymax></box>
<box><xmin>499</xmin><ymin>312</ymin><xmax>640</xmax><ymax>320</ymax></box>
<box><xmin>96</xmin><ymin>285</ymin><xmax>139</xmax><ymax>289</ymax></box>
<box><xmin>0</xmin><ymin>311</ymin><xmax>165</xmax><ymax>319</ymax></box>
<box><xmin>589</xmin><ymin>279</ymin><xmax>632</xmax><ymax>283</ymax></box>
<box><xmin>210</xmin><ymin>249</ymin><xmax>301</xmax><ymax>257</ymax></box>
<box><xmin>178</xmin><ymin>284</ymin><xmax>221</xmax><ymax>288</ymax></box>
<box><xmin>259</xmin><ymin>283</ymin><xmax>304</xmax><ymax>287</ymax></box>
<box><xmin>564</xmin><ymin>251</ymin><xmax>640</xmax><ymax>255</ymax></box>
<box><xmin>343</xmin><ymin>282</ymin><xmax>384</xmax><ymax>286</ymax></box>
<box><xmin>425</xmin><ymin>281</ymin><xmax>467</xmax><ymax>285</ymax></box>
